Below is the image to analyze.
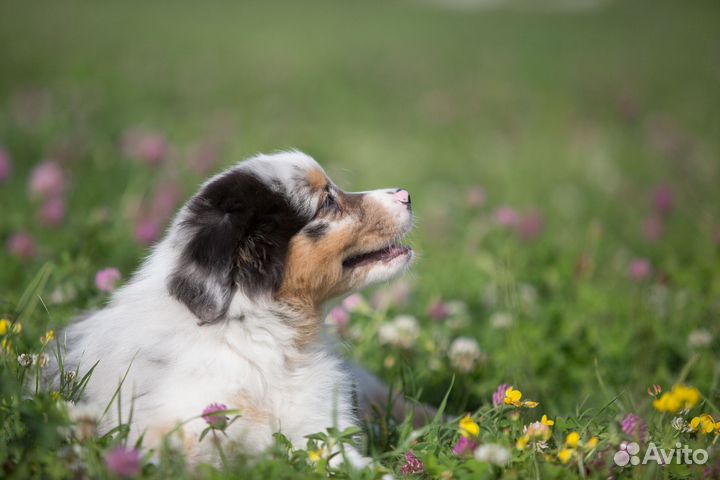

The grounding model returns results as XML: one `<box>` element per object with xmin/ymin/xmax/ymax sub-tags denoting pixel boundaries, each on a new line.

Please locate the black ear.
<box><xmin>168</xmin><ymin>170</ymin><xmax>307</xmax><ymax>324</ymax></box>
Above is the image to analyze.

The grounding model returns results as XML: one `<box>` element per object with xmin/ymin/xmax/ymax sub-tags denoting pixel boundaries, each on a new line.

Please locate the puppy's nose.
<box><xmin>393</xmin><ymin>188</ymin><xmax>411</xmax><ymax>205</ymax></box>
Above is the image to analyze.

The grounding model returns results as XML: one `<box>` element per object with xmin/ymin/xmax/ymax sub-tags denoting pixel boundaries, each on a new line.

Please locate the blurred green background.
<box><xmin>1</xmin><ymin>0</ymin><xmax>719</xmax><ymax>414</ymax></box>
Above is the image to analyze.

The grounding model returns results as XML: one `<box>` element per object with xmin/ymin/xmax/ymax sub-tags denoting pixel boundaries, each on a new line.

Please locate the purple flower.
<box><xmin>202</xmin><ymin>403</ymin><xmax>229</xmax><ymax>429</ymax></box>
<box><xmin>399</xmin><ymin>451</ymin><xmax>424</xmax><ymax>475</ymax></box>
<box><xmin>492</xmin><ymin>384</ymin><xmax>511</xmax><ymax>407</ymax></box>
<box><xmin>122</xmin><ymin>128</ymin><xmax>167</xmax><ymax>166</ymax></box>
<box><xmin>95</xmin><ymin>268</ymin><xmax>122</xmax><ymax>292</ymax></box>
<box><xmin>653</xmin><ymin>186</ymin><xmax>674</xmax><ymax>215</ymax></box>
<box><xmin>134</xmin><ymin>218</ymin><xmax>161</xmax><ymax>246</ymax></box>
<box><xmin>39</xmin><ymin>196</ymin><xmax>66</xmax><ymax>227</ymax></box>
<box><xmin>428</xmin><ymin>301</ymin><xmax>451</xmax><ymax>321</ymax></box>
<box><xmin>515</xmin><ymin>211</ymin><xmax>543</xmax><ymax>241</ymax></box>
<box><xmin>342</xmin><ymin>293</ymin><xmax>365</xmax><ymax>312</ymax></box>
<box><xmin>327</xmin><ymin>306</ymin><xmax>350</xmax><ymax>328</ymax></box>
<box><xmin>453</xmin><ymin>435</ymin><xmax>478</xmax><ymax>456</ymax></box>
<box><xmin>495</xmin><ymin>207</ymin><xmax>519</xmax><ymax>227</ymax></box>
<box><xmin>28</xmin><ymin>161</ymin><xmax>66</xmax><ymax>199</ymax></box>
<box><xmin>7</xmin><ymin>232</ymin><xmax>37</xmax><ymax>259</ymax></box>
<box><xmin>642</xmin><ymin>215</ymin><xmax>664</xmax><ymax>243</ymax></box>
<box><xmin>104</xmin><ymin>446</ymin><xmax>141</xmax><ymax>478</ymax></box>
<box><xmin>621</xmin><ymin>414</ymin><xmax>648</xmax><ymax>442</ymax></box>
<box><xmin>629</xmin><ymin>258</ymin><xmax>652</xmax><ymax>282</ymax></box>
<box><xmin>0</xmin><ymin>148</ymin><xmax>12</xmax><ymax>183</ymax></box>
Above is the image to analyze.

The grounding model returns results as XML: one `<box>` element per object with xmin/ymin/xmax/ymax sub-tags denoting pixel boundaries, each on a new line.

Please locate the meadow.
<box><xmin>1</xmin><ymin>0</ymin><xmax>720</xmax><ymax>478</ymax></box>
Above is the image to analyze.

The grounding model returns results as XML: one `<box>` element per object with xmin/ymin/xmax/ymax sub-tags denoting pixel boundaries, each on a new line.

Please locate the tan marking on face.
<box><xmin>278</xmin><ymin>193</ymin><xmax>402</xmax><ymax>346</ymax></box>
<box><xmin>306</xmin><ymin>169</ymin><xmax>327</xmax><ymax>191</ymax></box>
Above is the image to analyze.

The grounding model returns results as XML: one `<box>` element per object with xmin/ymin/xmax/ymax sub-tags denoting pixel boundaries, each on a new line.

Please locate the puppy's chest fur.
<box><xmin>61</xmin><ymin>286</ymin><xmax>356</xmax><ymax>458</ymax></box>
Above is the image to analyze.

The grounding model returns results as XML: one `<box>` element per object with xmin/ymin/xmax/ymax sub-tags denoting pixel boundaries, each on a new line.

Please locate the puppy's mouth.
<box><xmin>342</xmin><ymin>244</ymin><xmax>412</xmax><ymax>269</ymax></box>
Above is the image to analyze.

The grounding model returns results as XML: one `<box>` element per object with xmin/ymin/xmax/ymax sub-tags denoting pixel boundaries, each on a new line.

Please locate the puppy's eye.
<box><xmin>322</xmin><ymin>194</ymin><xmax>339</xmax><ymax>212</ymax></box>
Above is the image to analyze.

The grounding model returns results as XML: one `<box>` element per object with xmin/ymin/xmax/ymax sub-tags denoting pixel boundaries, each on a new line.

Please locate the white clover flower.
<box><xmin>490</xmin><ymin>311</ymin><xmax>514</xmax><ymax>330</ymax></box>
<box><xmin>378</xmin><ymin>315</ymin><xmax>420</xmax><ymax>349</ymax></box>
<box><xmin>378</xmin><ymin>322</ymin><xmax>401</xmax><ymax>346</ymax></box>
<box><xmin>474</xmin><ymin>443</ymin><xmax>511</xmax><ymax>466</ymax></box>
<box><xmin>17</xmin><ymin>353</ymin><xmax>33</xmax><ymax>367</ymax></box>
<box><xmin>671</xmin><ymin>416</ymin><xmax>689</xmax><ymax>432</ymax></box>
<box><xmin>448</xmin><ymin>337</ymin><xmax>484</xmax><ymax>373</ymax></box>
<box><xmin>63</xmin><ymin>371</ymin><xmax>77</xmax><ymax>383</ymax></box>
<box><xmin>687</xmin><ymin>329</ymin><xmax>713</xmax><ymax>349</ymax></box>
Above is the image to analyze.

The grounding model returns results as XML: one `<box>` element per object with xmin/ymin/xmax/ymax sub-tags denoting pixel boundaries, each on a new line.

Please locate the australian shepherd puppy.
<box><xmin>57</xmin><ymin>151</ymin><xmax>414</xmax><ymax>465</ymax></box>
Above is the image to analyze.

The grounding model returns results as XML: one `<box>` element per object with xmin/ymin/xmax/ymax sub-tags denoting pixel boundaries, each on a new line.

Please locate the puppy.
<box><xmin>57</xmin><ymin>151</ymin><xmax>415</xmax><ymax>465</ymax></box>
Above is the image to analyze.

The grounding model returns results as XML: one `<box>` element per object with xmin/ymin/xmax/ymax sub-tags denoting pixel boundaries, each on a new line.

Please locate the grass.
<box><xmin>1</xmin><ymin>0</ymin><xmax>720</xmax><ymax>477</ymax></box>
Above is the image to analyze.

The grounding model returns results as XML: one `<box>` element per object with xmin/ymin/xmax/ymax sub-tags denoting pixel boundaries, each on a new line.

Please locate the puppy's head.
<box><xmin>167</xmin><ymin>151</ymin><xmax>414</xmax><ymax>325</ymax></box>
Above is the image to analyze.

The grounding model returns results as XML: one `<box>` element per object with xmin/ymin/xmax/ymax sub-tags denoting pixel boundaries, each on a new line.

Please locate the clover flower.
<box><xmin>202</xmin><ymin>403</ymin><xmax>229</xmax><ymax>429</ymax></box>
<box><xmin>652</xmin><ymin>185</ymin><xmax>674</xmax><ymax>215</ymax></box>
<box><xmin>29</xmin><ymin>161</ymin><xmax>66</xmax><ymax>199</ymax></box>
<box><xmin>492</xmin><ymin>384</ymin><xmax>511</xmax><ymax>407</ymax></box>
<box><xmin>325</xmin><ymin>306</ymin><xmax>350</xmax><ymax>329</ymax></box>
<box><xmin>503</xmin><ymin>387</ymin><xmax>539</xmax><ymax>408</ymax></box>
<box><xmin>428</xmin><ymin>300</ymin><xmax>451</xmax><ymax>320</ymax></box>
<box><xmin>17</xmin><ymin>353</ymin><xmax>33</xmax><ymax>367</ymax></box>
<box><xmin>629</xmin><ymin>258</ymin><xmax>652</xmax><ymax>281</ymax></box>
<box><xmin>122</xmin><ymin>128</ymin><xmax>167</xmax><ymax>166</ymax></box>
<box><xmin>495</xmin><ymin>206</ymin><xmax>519</xmax><ymax>227</ymax></box>
<box><xmin>621</xmin><ymin>414</ymin><xmax>648</xmax><ymax>442</ymax></box>
<box><xmin>453</xmin><ymin>436</ymin><xmax>478</xmax><ymax>456</ymax></box>
<box><xmin>342</xmin><ymin>293</ymin><xmax>366</xmax><ymax>312</ymax></box>
<box><xmin>95</xmin><ymin>268</ymin><xmax>122</xmax><ymax>292</ymax></box>
<box><xmin>104</xmin><ymin>446</ymin><xmax>141</xmax><ymax>478</ymax></box>
<box><xmin>687</xmin><ymin>329</ymin><xmax>713</xmax><ymax>349</ymax></box>
<box><xmin>448</xmin><ymin>337</ymin><xmax>484</xmax><ymax>373</ymax></box>
<box><xmin>134</xmin><ymin>218</ymin><xmax>161</xmax><ymax>246</ymax></box>
<box><xmin>399</xmin><ymin>451</ymin><xmax>424</xmax><ymax>475</ymax></box>
<box><xmin>516</xmin><ymin>420</ymin><xmax>551</xmax><ymax>451</ymax></box>
<box><xmin>378</xmin><ymin>315</ymin><xmax>420</xmax><ymax>349</ymax></box>
<box><xmin>652</xmin><ymin>384</ymin><xmax>701</xmax><ymax>414</ymax></box>
<box><xmin>39</xmin><ymin>196</ymin><xmax>67</xmax><ymax>228</ymax></box>
<box><xmin>474</xmin><ymin>443</ymin><xmax>511</xmax><ymax>466</ymax></box>
<box><xmin>68</xmin><ymin>402</ymin><xmax>101</xmax><ymax>441</ymax></box>
<box><xmin>465</xmin><ymin>186</ymin><xmax>486</xmax><ymax>208</ymax></box>
<box><xmin>7</xmin><ymin>232</ymin><xmax>37</xmax><ymax>260</ymax></box>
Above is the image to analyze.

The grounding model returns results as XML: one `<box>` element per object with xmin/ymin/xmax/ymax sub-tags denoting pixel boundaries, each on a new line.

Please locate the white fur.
<box><xmin>56</xmin><ymin>151</ymin><xmax>412</xmax><ymax>467</ymax></box>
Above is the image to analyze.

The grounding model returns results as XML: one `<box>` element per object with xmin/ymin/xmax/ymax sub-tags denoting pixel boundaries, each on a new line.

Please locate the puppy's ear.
<box><xmin>168</xmin><ymin>170</ymin><xmax>307</xmax><ymax>324</ymax></box>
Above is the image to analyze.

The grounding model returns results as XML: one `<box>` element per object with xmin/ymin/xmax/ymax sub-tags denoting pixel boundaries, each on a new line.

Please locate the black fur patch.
<box><xmin>303</xmin><ymin>222</ymin><xmax>329</xmax><ymax>240</ymax></box>
<box><xmin>168</xmin><ymin>169</ymin><xmax>309</xmax><ymax>324</ymax></box>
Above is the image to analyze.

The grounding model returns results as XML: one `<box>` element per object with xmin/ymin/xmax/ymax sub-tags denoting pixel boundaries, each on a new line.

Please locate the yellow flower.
<box><xmin>12</xmin><ymin>323</ymin><xmax>22</xmax><ymax>334</ymax></box>
<box><xmin>558</xmin><ymin>448</ymin><xmax>575</xmax><ymax>464</ymax></box>
<box><xmin>40</xmin><ymin>330</ymin><xmax>55</xmax><ymax>345</ymax></box>
<box><xmin>1</xmin><ymin>337</ymin><xmax>11</xmax><ymax>351</ymax></box>
<box><xmin>51</xmin><ymin>391</ymin><xmax>61</xmax><ymax>401</ymax></box>
<box><xmin>0</xmin><ymin>319</ymin><xmax>10</xmax><ymax>336</ymax></box>
<box><xmin>308</xmin><ymin>449</ymin><xmax>325</xmax><ymax>463</ymax></box>
<box><xmin>516</xmin><ymin>435</ymin><xmax>529</xmax><ymax>450</ymax></box>
<box><xmin>503</xmin><ymin>387</ymin><xmax>539</xmax><ymax>408</ymax></box>
<box><xmin>690</xmin><ymin>415</ymin><xmax>716</xmax><ymax>434</ymax></box>
<box><xmin>585</xmin><ymin>437</ymin><xmax>599</xmax><ymax>449</ymax></box>
<box><xmin>459</xmin><ymin>414</ymin><xmax>480</xmax><ymax>438</ymax></box>
<box><xmin>565</xmin><ymin>432</ymin><xmax>580</xmax><ymax>449</ymax></box>
<box><xmin>541</xmin><ymin>415</ymin><xmax>554</xmax><ymax>427</ymax></box>
<box><xmin>653</xmin><ymin>385</ymin><xmax>701</xmax><ymax>414</ymax></box>
<box><xmin>504</xmin><ymin>387</ymin><xmax>522</xmax><ymax>406</ymax></box>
